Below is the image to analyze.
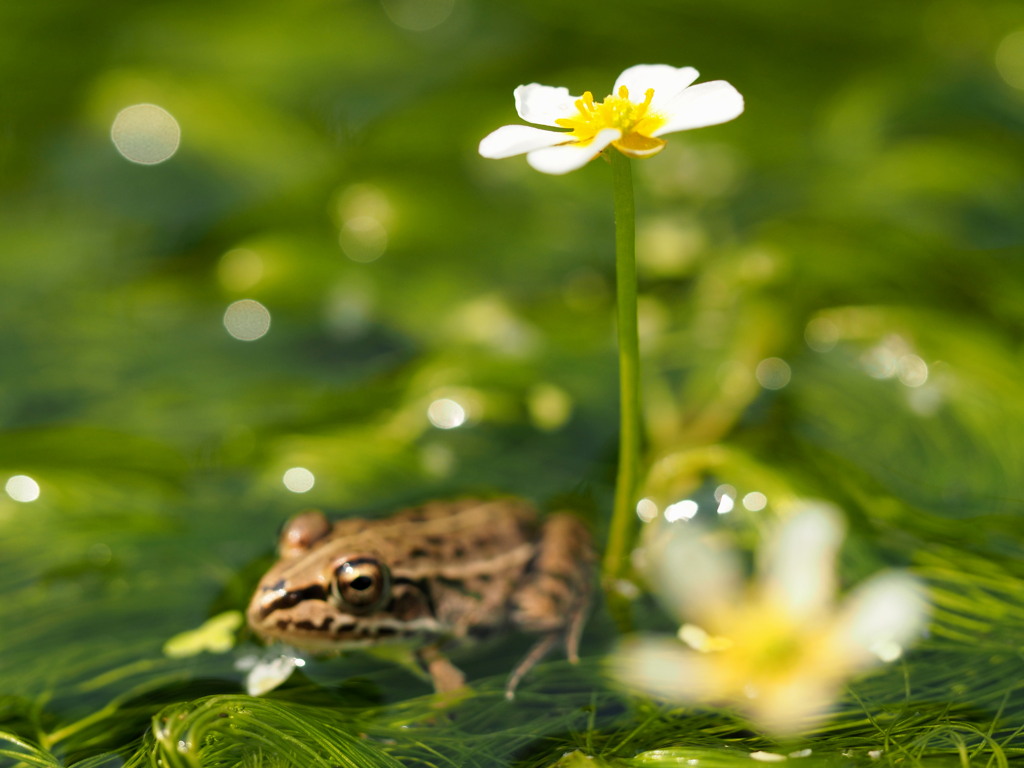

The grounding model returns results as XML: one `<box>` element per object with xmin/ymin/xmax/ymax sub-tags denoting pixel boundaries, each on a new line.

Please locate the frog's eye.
<box><xmin>330</xmin><ymin>557</ymin><xmax>391</xmax><ymax>612</ymax></box>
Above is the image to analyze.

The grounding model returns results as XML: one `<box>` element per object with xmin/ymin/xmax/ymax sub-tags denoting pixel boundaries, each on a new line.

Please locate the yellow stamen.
<box><xmin>554</xmin><ymin>86</ymin><xmax>667</xmax><ymax>157</ymax></box>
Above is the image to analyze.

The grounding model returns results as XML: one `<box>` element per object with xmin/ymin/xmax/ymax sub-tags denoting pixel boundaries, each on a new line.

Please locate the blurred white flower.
<box><xmin>613</xmin><ymin>504</ymin><xmax>929</xmax><ymax>736</ymax></box>
<box><xmin>236</xmin><ymin>647</ymin><xmax>306</xmax><ymax>696</ymax></box>
<box><xmin>479</xmin><ymin>64</ymin><xmax>743</xmax><ymax>175</ymax></box>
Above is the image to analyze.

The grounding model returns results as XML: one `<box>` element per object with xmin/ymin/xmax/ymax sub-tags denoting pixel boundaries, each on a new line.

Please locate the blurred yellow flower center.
<box><xmin>712</xmin><ymin>608</ymin><xmax>834</xmax><ymax>700</ymax></box>
<box><xmin>555</xmin><ymin>86</ymin><xmax>668</xmax><ymax>157</ymax></box>
<box><xmin>682</xmin><ymin>608</ymin><xmax>828</xmax><ymax>695</ymax></box>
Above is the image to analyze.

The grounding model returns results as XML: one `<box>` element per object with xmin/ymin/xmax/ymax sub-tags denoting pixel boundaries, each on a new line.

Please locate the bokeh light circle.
<box><xmin>110</xmin><ymin>104</ymin><xmax>181</xmax><ymax>165</ymax></box>
<box><xmin>995</xmin><ymin>29</ymin><xmax>1024</xmax><ymax>91</ymax></box>
<box><xmin>755</xmin><ymin>357</ymin><xmax>792</xmax><ymax>390</ymax></box>
<box><xmin>223</xmin><ymin>299</ymin><xmax>271</xmax><ymax>341</ymax></box>
<box><xmin>282</xmin><ymin>467</ymin><xmax>315</xmax><ymax>493</ymax></box>
<box><xmin>381</xmin><ymin>0</ymin><xmax>455</xmax><ymax>31</ymax></box>
<box><xmin>5</xmin><ymin>475</ymin><xmax>40</xmax><ymax>502</ymax></box>
<box><xmin>427</xmin><ymin>398</ymin><xmax>467</xmax><ymax>429</ymax></box>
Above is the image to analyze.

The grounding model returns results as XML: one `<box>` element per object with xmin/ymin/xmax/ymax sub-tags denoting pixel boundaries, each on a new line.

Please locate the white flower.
<box><xmin>479</xmin><ymin>64</ymin><xmax>743</xmax><ymax>175</ymax></box>
<box><xmin>613</xmin><ymin>504</ymin><xmax>929</xmax><ymax>736</ymax></box>
<box><xmin>236</xmin><ymin>647</ymin><xmax>306</xmax><ymax>696</ymax></box>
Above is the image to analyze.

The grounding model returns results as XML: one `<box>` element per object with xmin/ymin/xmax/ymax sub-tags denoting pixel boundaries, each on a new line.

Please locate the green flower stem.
<box><xmin>603</xmin><ymin>150</ymin><xmax>641</xmax><ymax>595</ymax></box>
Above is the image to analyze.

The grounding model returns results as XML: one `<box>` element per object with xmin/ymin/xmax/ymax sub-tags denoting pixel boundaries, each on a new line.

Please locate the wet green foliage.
<box><xmin>2</xmin><ymin>0</ymin><xmax>1024</xmax><ymax>765</ymax></box>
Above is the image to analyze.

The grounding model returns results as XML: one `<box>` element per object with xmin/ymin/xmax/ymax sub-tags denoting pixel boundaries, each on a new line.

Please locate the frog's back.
<box><xmin>328</xmin><ymin>497</ymin><xmax>540</xmax><ymax>571</ymax></box>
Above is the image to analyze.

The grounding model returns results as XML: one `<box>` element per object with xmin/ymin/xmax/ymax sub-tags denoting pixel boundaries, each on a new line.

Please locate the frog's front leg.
<box><xmin>506</xmin><ymin>513</ymin><xmax>594</xmax><ymax>698</ymax></box>
<box><xmin>416</xmin><ymin>643</ymin><xmax>467</xmax><ymax>693</ymax></box>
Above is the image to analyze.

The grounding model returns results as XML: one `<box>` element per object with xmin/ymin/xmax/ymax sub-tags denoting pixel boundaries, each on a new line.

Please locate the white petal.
<box><xmin>514</xmin><ymin>83</ymin><xmax>580</xmax><ymax>127</ymax></box>
<box><xmin>244</xmin><ymin>651</ymin><xmax>301</xmax><ymax>696</ymax></box>
<box><xmin>744</xmin><ymin>676</ymin><xmax>841</xmax><ymax>737</ymax></box>
<box><xmin>831</xmin><ymin>572</ymin><xmax>928</xmax><ymax>669</ymax></box>
<box><xmin>644</xmin><ymin>518</ymin><xmax>743</xmax><ymax>630</ymax></box>
<box><xmin>525</xmin><ymin>128</ymin><xmax>618</xmax><ymax>174</ymax></box>
<box><xmin>611</xmin><ymin>636</ymin><xmax>723</xmax><ymax>702</ymax></box>
<box><xmin>652</xmin><ymin>80</ymin><xmax>744</xmax><ymax>136</ymax></box>
<box><xmin>613</xmin><ymin>64</ymin><xmax>699</xmax><ymax>113</ymax></box>
<box><xmin>761</xmin><ymin>504</ymin><xmax>844</xmax><ymax>622</ymax></box>
<box><xmin>479</xmin><ymin>124</ymin><xmax>569</xmax><ymax>159</ymax></box>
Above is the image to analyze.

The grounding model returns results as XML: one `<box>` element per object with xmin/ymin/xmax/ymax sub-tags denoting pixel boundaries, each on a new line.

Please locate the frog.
<box><xmin>246</xmin><ymin>498</ymin><xmax>593</xmax><ymax>698</ymax></box>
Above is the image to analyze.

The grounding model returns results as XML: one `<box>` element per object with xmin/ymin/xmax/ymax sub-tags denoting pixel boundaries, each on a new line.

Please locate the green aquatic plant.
<box><xmin>2</xmin><ymin>1</ymin><xmax>1024</xmax><ymax>765</ymax></box>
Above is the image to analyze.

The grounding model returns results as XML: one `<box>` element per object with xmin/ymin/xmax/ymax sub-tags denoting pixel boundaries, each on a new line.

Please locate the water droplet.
<box><xmin>664</xmin><ymin>499</ymin><xmax>698</xmax><ymax>522</ymax></box>
<box><xmin>715</xmin><ymin>484</ymin><xmax>737</xmax><ymax>514</ymax></box>
<box><xmin>750</xmin><ymin>751</ymin><xmax>788</xmax><ymax>763</ymax></box>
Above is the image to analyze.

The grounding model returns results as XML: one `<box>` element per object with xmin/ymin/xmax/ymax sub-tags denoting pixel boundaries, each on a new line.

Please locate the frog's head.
<box><xmin>247</xmin><ymin>511</ymin><xmax>440</xmax><ymax>651</ymax></box>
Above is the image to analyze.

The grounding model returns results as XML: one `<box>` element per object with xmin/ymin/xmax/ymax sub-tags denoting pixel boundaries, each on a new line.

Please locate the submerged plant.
<box><xmin>612</xmin><ymin>504</ymin><xmax>929</xmax><ymax>736</ymax></box>
<box><xmin>479</xmin><ymin>65</ymin><xmax>743</xmax><ymax>593</ymax></box>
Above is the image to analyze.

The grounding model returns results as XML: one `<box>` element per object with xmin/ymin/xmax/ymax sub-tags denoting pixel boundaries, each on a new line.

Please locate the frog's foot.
<box><xmin>416</xmin><ymin>644</ymin><xmax>467</xmax><ymax>694</ymax></box>
<box><xmin>510</xmin><ymin>512</ymin><xmax>594</xmax><ymax>662</ymax></box>
<box><xmin>504</xmin><ymin>631</ymin><xmax>559</xmax><ymax>700</ymax></box>
<box><xmin>564</xmin><ymin>594</ymin><xmax>588</xmax><ymax>665</ymax></box>
<box><xmin>504</xmin><ymin>572</ymin><xmax>590</xmax><ymax>700</ymax></box>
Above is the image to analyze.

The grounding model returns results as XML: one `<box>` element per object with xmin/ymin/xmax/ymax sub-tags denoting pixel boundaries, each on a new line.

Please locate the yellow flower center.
<box><xmin>555</xmin><ymin>85</ymin><xmax>668</xmax><ymax>158</ymax></box>
<box><xmin>705</xmin><ymin>604</ymin><xmax>838</xmax><ymax>700</ymax></box>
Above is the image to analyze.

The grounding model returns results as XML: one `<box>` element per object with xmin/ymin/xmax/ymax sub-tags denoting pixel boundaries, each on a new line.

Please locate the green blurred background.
<box><xmin>2</xmin><ymin>0</ymin><xmax>1024</xmax><ymax>765</ymax></box>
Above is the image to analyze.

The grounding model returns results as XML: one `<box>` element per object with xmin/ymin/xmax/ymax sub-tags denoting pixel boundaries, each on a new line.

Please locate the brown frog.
<box><xmin>247</xmin><ymin>498</ymin><xmax>593</xmax><ymax>698</ymax></box>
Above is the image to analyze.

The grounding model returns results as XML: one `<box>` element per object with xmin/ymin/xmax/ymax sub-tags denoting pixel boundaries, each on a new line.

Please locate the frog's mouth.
<box><xmin>257</xmin><ymin>613</ymin><xmax>447</xmax><ymax>651</ymax></box>
<box><xmin>252</xmin><ymin>575</ymin><xmax>432</xmax><ymax>622</ymax></box>
<box><xmin>249</xmin><ymin>577</ymin><xmax>448</xmax><ymax>648</ymax></box>
<box><xmin>253</xmin><ymin>580</ymin><xmax>328</xmax><ymax>620</ymax></box>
